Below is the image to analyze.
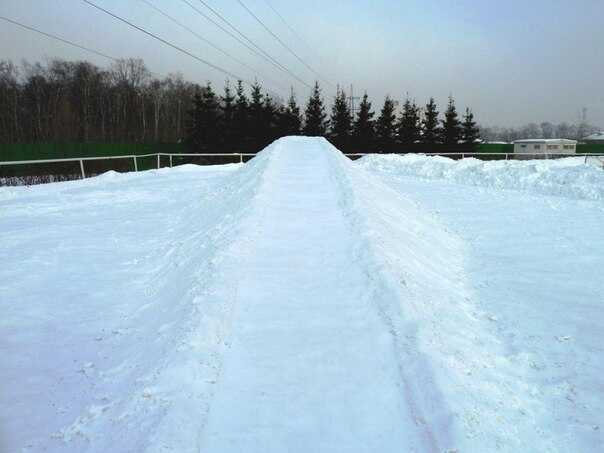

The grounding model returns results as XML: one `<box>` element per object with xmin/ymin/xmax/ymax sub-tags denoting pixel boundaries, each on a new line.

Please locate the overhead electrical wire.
<box><xmin>262</xmin><ymin>0</ymin><xmax>311</xmax><ymax>51</ymax></box>
<box><xmin>190</xmin><ymin>0</ymin><xmax>312</xmax><ymax>89</ymax></box>
<box><xmin>180</xmin><ymin>0</ymin><xmax>269</xmax><ymax>66</ymax></box>
<box><xmin>262</xmin><ymin>0</ymin><xmax>328</xmax><ymax>72</ymax></box>
<box><xmin>235</xmin><ymin>0</ymin><xmax>334</xmax><ymax>88</ymax></box>
<box><xmin>0</xmin><ymin>15</ymin><xmax>117</xmax><ymax>61</ymax></box>
<box><xmin>139</xmin><ymin>0</ymin><xmax>287</xmax><ymax>92</ymax></box>
<box><xmin>82</xmin><ymin>0</ymin><xmax>250</xmax><ymax>84</ymax></box>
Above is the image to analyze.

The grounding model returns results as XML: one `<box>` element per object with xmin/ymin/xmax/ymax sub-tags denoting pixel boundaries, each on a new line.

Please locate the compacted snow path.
<box><xmin>198</xmin><ymin>138</ymin><xmax>427</xmax><ymax>452</ymax></box>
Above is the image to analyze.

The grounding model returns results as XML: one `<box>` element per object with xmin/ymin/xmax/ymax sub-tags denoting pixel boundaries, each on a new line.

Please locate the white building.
<box><xmin>513</xmin><ymin>139</ymin><xmax>577</xmax><ymax>154</ymax></box>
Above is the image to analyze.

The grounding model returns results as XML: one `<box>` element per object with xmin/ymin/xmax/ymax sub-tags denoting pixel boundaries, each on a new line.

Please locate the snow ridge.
<box><xmin>53</xmin><ymin>144</ymin><xmax>277</xmax><ymax>452</ymax></box>
<box><xmin>327</xmin><ymin>140</ymin><xmax>563</xmax><ymax>451</ymax></box>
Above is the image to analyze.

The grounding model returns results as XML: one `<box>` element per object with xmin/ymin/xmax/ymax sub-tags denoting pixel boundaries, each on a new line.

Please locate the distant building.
<box><xmin>513</xmin><ymin>139</ymin><xmax>577</xmax><ymax>154</ymax></box>
<box><xmin>582</xmin><ymin>132</ymin><xmax>604</xmax><ymax>144</ymax></box>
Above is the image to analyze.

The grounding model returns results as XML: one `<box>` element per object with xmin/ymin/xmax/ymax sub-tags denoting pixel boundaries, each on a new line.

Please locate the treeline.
<box><xmin>0</xmin><ymin>57</ymin><xmax>480</xmax><ymax>153</ymax></box>
<box><xmin>188</xmin><ymin>81</ymin><xmax>480</xmax><ymax>153</ymax></box>
<box><xmin>481</xmin><ymin>122</ymin><xmax>600</xmax><ymax>143</ymax></box>
<box><xmin>0</xmin><ymin>58</ymin><xmax>195</xmax><ymax>144</ymax></box>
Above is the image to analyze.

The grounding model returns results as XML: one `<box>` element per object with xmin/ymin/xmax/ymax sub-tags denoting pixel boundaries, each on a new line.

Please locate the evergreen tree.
<box><xmin>187</xmin><ymin>89</ymin><xmax>204</xmax><ymax>149</ymax></box>
<box><xmin>262</xmin><ymin>94</ymin><xmax>279</xmax><ymax>145</ymax></box>
<box><xmin>186</xmin><ymin>82</ymin><xmax>219</xmax><ymax>152</ymax></box>
<box><xmin>397</xmin><ymin>96</ymin><xmax>421</xmax><ymax>146</ymax></box>
<box><xmin>248</xmin><ymin>82</ymin><xmax>264</xmax><ymax>150</ymax></box>
<box><xmin>329</xmin><ymin>88</ymin><xmax>352</xmax><ymax>151</ymax></box>
<box><xmin>233</xmin><ymin>80</ymin><xmax>249</xmax><ymax>151</ymax></box>
<box><xmin>352</xmin><ymin>92</ymin><xmax>375</xmax><ymax>152</ymax></box>
<box><xmin>421</xmin><ymin>97</ymin><xmax>440</xmax><ymax>145</ymax></box>
<box><xmin>375</xmin><ymin>96</ymin><xmax>397</xmax><ymax>153</ymax></box>
<box><xmin>441</xmin><ymin>95</ymin><xmax>462</xmax><ymax>146</ymax></box>
<box><xmin>461</xmin><ymin>107</ymin><xmax>480</xmax><ymax>147</ymax></box>
<box><xmin>278</xmin><ymin>88</ymin><xmax>302</xmax><ymax>136</ymax></box>
<box><xmin>303</xmin><ymin>81</ymin><xmax>328</xmax><ymax>136</ymax></box>
<box><xmin>219</xmin><ymin>80</ymin><xmax>235</xmax><ymax>151</ymax></box>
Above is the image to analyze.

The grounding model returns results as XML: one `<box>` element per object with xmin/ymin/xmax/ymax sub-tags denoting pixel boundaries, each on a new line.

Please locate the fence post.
<box><xmin>169</xmin><ymin>155</ymin><xmax>173</xmax><ymax>168</ymax></box>
<box><xmin>79</xmin><ymin>160</ymin><xmax>85</xmax><ymax>179</ymax></box>
<box><xmin>157</xmin><ymin>154</ymin><xmax>160</xmax><ymax>169</ymax></box>
<box><xmin>240</xmin><ymin>153</ymin><xmax>243</xmax><ymax>164</ymax></box>
<box><xmin>133</xmin><ymin>155</ymin><xmax>138</xmax><ymax>172</ymax></box>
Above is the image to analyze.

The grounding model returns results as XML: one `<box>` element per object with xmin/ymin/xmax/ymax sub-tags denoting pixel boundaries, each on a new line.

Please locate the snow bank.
<box><xmin>0</xmin><ymin>160</ymin><xmax>252</xmax><ymax>452</ymax></box>
<box><xmin>358</xmin><ymin>154</ymin><xmax>604</xmax><ymax>201</ymax></box>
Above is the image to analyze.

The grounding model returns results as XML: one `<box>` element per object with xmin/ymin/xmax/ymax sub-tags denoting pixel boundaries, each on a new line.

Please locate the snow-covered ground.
<box><xmin>1</xmin><ymin>138</ymin><xmax>602</xmax><ymax>452</ymax></box>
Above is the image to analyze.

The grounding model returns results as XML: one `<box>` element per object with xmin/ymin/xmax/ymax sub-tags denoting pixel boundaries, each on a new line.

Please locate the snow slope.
<box><xmin>1</xmin><ymin>137</ymin><xmax>602</xmax><ymax>452</ymax></box>
<box><xmin>360</xmin><ymin>154</ymin><xmax>604</xmax><ymax>451</ymax></box>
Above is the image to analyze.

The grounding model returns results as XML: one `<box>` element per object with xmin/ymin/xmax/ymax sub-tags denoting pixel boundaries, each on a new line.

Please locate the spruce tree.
<box><xmin>248</xmin><ymin>82</ymin><xmax>264</xmax><ymax>150</ymax></box>
<box><xmin>352</xmin><ymin>92</ymin><xmax>375</xmax><ymax>152</ymax></box>
<box><xmin>329</xmin><ymin>88</ymin><xmax>352</xmax><ymax>151</ymax></box>
<box><xmin>441</xmin><ymin>95</ymin><xmax>462</xmax><ymax>146</ymax></box>
<box><xmin>422</xmin><ymin>97</ymin><xmax>440</xmax><ymax>145</ymax></box>
<box><xmin>187</xmin><ymin>89</ymin><xmax>204</xmax><ymax>150</ymax></box>
<box><xmin>303</xmin><ymin>82</ymin><xmax>328</xmax><ymax>136</ymax></box>
<box><xmin>262</xmin><ymin>94</ymin><xmax>278</xmax><ymax>145</ymax></box>
<box><xmin>219</xmin><ymin>80</ymin><xmax>235</xmax><ymax>151</ymax></box>
<box><xmin>233</xmin><ymin>80</ymin><xmax>249</xmax><ymax>152</ymax></box>
<box><xmin>375</xmin><ymin>96</ymin><xmax>397</xmax><ymax>153</ymax></box>
<box><xmin>278</xmin><ymin>88</ymin><xmax>302</xmax><ymax>136</ymax></box>
<box><xmin>397</xmin><ymin>97</ymin><xmax>421</xmax><ymax>147</ymax></box>
<box><xmin>186</xmin><ymin>82</ymin><xmax>219</xmax><ymax>152</ymax></box>
<box><xmin>461</xmin><ymin>107</ymin><xmax>480</xmax><ymax>148</ymax></box>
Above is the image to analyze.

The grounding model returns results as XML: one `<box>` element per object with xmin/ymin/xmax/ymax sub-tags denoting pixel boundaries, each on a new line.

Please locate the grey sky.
<box><xmin>1</xmin><ymin>0</ymin><xmax>603</xmax><ymax>127</ymax></box>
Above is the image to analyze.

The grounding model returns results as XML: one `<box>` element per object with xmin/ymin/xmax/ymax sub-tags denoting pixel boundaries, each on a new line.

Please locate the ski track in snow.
<box><xmin>1</xmin><ymin>137</ymin><xmax>602</xmax><ymax>452</ymax></box>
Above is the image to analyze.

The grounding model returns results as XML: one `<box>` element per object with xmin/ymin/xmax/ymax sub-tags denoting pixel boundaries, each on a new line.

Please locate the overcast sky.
<box><xmin>1</xmin><ymin>0</ymin><xmax>603</xmax><ymax>127</ymax></box>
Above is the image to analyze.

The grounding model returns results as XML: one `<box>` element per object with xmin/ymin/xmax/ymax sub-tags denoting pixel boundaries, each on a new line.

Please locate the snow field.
<box><xmin>1</xmin><ymin>137</ymin><xmax>602</xmax><ymax>452</ymax></box>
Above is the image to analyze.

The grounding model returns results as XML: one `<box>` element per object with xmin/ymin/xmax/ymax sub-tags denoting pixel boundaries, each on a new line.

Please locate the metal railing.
<box><xmin>1</xmin><ymin>152</ymin><xmax>603</xmax><ymax>181</ymax></box>
<box><xmin>0</xmin><ymin>152</ymin><xmax>255</xmax><ymax>179</ymax></box>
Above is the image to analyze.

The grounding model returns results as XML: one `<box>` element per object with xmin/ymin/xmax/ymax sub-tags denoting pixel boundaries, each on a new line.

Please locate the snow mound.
<box><xmin>358</xmin><ymin>154</ymin><xmax>604</xmax><ymax>201</ymax></box>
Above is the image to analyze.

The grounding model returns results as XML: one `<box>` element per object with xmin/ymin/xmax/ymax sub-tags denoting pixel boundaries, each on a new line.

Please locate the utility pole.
<box><xmin>349</xmin><ymin>84</ymin><xmax>360</xmax><ymax>117</ymax></box>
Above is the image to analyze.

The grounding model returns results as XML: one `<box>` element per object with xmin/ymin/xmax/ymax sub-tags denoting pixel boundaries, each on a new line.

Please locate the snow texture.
<box><xmin>1</xmin><ymin>137</ymin><xmax>602</xmax><ymax>452</ymax></box>
<box><xmin>359</xmin><ymin>153</ymin><xmax>604</xmax><ymax>201</ymax></box>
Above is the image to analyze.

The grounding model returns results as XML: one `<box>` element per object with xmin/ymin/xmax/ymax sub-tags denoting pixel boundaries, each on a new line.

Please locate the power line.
<box><xmin>82</xmin><ymin>0</ymin><xmax>250</xmax><ymax>84</ymax></box>
<box><xmin>181</xmin><ymin>0</ymin><xmax>305</xmax><ymax>94</ymax></box>
<box><xmin>180</xmin><ymin>0</ymin><xmax>267</xmax><ymax>65</ymax></box>
<box><xmin>192</xmin><ymin>0</ymin><xmax>312</xmax><ymax>90</ymax></box>
<box><xmin>236</xmin><ymin>0</ymin><xmax>334</xmax><ymax>88</ymax></box>
<box><xmin>0</xmin><ymin>15</ymin><xmax>117</xmax><ymax>61</ymax></box>
<box><xmin>263</xmin><ymin>0</ymin><xmax>308</xmax><ymax>47</ymax></box>
<box><xmin>262</xmin><ymin>0</ymin><xmax>330</xmax><ymax>79</ymax></box>
<box><xmin>139</xmin><ymin>0</ymin><xmax>287</xmax><ymax>92</ymax></box>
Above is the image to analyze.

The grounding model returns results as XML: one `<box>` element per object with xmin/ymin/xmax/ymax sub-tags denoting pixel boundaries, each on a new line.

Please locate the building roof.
<box><xmin>583</xmin><ymin>132</ymin><xmax>604</xmax><ymax>141</ymax></box>
<box><xmin>514</xmin><ymin>139</ymin><xmax>577</xmax><ymax>144</ymax></box>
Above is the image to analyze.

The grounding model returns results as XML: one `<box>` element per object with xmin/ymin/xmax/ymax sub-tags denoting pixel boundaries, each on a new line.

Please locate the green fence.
<box><xmin>0</xmin><ymin>143</ymin><xmax>188</xmax><ymax>182</ymax></box>
<box><xmin>476</xmin><ymin>143</ymin><xmax>514</xmax><ymax>153</ymax></box>
<box><xmin>577</xmin><ymin>143</ymin><xmax>604</xmax><ymax>154</ymax></box>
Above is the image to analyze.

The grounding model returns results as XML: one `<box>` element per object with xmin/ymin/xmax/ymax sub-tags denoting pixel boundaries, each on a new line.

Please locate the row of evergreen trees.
<box><xmin>187</xmin><ymin>81</ymin><xmax>480</xmax><ymax>153</ymax></box>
